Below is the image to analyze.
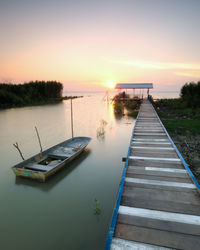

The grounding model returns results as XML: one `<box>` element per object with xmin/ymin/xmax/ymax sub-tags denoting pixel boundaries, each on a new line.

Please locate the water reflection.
<box><xmin>107</xmin><ymin>100</ymin><xmax>115</xmax><ymax>123</ymax></box>
<box><xmin>15</xmin><ymin>149</ymin><xmax>91</xmax><ymax>192</ymax></box>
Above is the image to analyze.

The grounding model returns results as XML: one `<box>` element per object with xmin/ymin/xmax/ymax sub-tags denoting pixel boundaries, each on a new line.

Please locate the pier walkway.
<box><xmin>107</xmin><ymin>100</ymin><xmax>200</xmax><ymax>250</ymax></box>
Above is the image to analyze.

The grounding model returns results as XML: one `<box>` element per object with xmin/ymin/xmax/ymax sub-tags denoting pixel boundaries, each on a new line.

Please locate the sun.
<box><xmin>107</xmin><ymin>81</ymin><xmax>115</xmax><ymax>89</ymax></box>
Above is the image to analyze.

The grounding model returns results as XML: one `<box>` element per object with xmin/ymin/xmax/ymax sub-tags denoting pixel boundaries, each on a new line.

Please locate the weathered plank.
<box><xmin>117</xmin><ymin>206</ymin><xmax>200</xmax><ymax>235</ymax></box>
<box><xmin>128</xmin><ymin>158</ymin><xmax>183</xmax><ymax>168</ymax></box>
<box><xmin>124</xmin><ymin>178</ymin><xmax>194</xmax><ymax>192</ymax></box>
<box><xmin>114</xmin><ymin>224</ymin><xmax>200</xmax><ymax>250</ymax></box>
<box><xmin>111</xmin><ymin>238</ymin><xmax>170</xmax><ymax>250</ymax></box>
<box><xmin>129</xmin><ymin>156</ymin><xmax>181</xmax><ymax>161</ymax></box>
<box><xmin>126</xmin><ymin>173</ymin><xmax>192</xmax><ymax>183</ymax></box>
<box><xmin>122</xmin><ymin>186</ymin><xmax>200</xmax><ymax>205</ymax></box>
<box><xmin>121</xmin><ymin>194</ymin><xmax>200</xmax><ymax>215</ymax></box>
<box><xmin>127</xmin><ymin>166</ymin><xmax>189</xmax><ymax>178</ymax></box>
<box><xmin>130</xmin><ymin>149</ymin><xmax>178</xmax><ymax>158</ymax></box>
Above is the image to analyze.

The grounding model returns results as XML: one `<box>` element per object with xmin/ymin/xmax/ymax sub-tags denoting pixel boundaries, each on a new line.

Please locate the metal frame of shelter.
<box><xmin>115</xmin><ymin>83</ymin><xmax>153</xmax><ymax>99</ymax></box>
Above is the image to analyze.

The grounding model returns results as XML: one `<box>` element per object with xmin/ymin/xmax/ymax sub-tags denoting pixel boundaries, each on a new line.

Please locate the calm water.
<box><xmin>0</xmin><ymin>93</ymin><xmax>135</xmax><ymax>250</ymax></box>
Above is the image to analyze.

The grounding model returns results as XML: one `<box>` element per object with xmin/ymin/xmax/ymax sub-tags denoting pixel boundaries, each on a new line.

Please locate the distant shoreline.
<box><xmin>0</xmin><ymin>95</ymin><xmax>83</xmax><ymax>110</ymax></box>
<box><xmin>62</xmin><ymin>95</ymin><xmax>83</xmax><ymax>100</ymax></box>
<box><xmin>0</xmin><ymin>81</ymin><xmax>84</xmax><ymax>110</ymax></box>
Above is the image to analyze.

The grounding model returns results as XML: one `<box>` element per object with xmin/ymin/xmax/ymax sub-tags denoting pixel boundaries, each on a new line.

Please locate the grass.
<box><xmin>154</xmin><ymin>98</ymin><xmax>200</xmax><ymax>183</ymax></box>
<box><xmin>160</xmin><ymin>118</ymin><xmax>200</xmax><ymax>135</ymax></box>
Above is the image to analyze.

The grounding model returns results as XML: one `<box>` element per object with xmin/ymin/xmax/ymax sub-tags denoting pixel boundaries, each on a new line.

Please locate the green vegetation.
<box><xmin>0</xmin><ymin>81</ymin><xmax>63</xmax><ymax>109</ymax></box>
<box><xmin>155</xmin><ymin>81</ymin><xmax>200</xmax><ymax>120</ymax></box>
<box><xmin>161</xmin><ymin>119</ymin><xmax>200</xmax><ymax>135</ymax></box>
<box><xmin>96</xmin><ymin>119</ymin><xmax>108</xmax><ymax>140</ymax></box>
<box><xmin>154</xmin><ymin>82</ymin><xmax>200</xmax><ymax>133</ymax></box>
<box><xmin>153</xmin><ymin>81</ymin><xmax>200</xmax><ymax>182</ymax></box>
<box><xmin>180</xmin><ymin>81</ymin><xmax>200</xmax><ymax>108</ymax></box>
<box><xmin>112</xmin><ymin>92</ymin><xmax>141</xmax><ymax>118</ymax></box>
<box><xmin>113</xmin><ymin>102</ymin><xmax>124</xmax><ymax>115</ymax></box>
<box><xmin>155</xmin><ymin>99</ymin><xmax>200</xmax><ymax>120</ymax></box>
<box><xmin>94</xmin><ymin>198</ymin><xmax>101</xmax><ymax>215</ymax></box>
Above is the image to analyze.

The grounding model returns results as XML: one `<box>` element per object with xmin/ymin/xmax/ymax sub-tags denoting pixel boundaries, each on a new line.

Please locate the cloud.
<box><xmin>175</xmin><ymin>72</ymin><xmax>200</xmax><ymax>78</ymax></box>
<box><xmin>108</xmin><ymin>59</ymin><xmax>200</xmax><ymax>71</ymax></box>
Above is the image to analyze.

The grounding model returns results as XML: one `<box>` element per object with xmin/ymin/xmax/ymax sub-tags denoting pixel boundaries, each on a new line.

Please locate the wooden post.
<box><xmin>13</xmin><ymin>142</ymin><xmax>25</xmax><ymax>160</ymax></box>
<box><xmin>71</xmin><ymin>98</ymin><xmax>74</xmax><ymax>138</ymax></box>
<box><xmin>35</xmin><ymin>126</ymin><xmax>43</xmax><ymax>154</ymax></box>
<box><xmin>147</xmin><ymin>88</ymin><xmax>149</xmax><ymax>100</ymax></box>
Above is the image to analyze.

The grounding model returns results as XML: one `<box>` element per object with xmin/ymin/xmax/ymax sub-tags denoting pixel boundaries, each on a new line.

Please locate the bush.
<box><xmin>0</xmin><ymin>81</ymin><xmax>63</xmax><ymax>109</ymax></box>
<box><xmin>180</xmin><ymin>81</ymin><xmax>200</xmax><ymax>108</ymax></box>
<box><xmin>124</xmin><ymin>100</ymin><xmax>139</xmax><ymax>110</ymax></box>
<box><xmin>114</xmin><ymin>102</ymin><xmax>124</xmax><ymax>115</ymax></box>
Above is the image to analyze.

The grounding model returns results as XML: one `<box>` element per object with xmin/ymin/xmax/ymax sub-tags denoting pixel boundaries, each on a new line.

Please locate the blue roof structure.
<box><xmin>116</xmin><ymin>83</ymin><xmax>153</xmax><ymax>89</ymax></box>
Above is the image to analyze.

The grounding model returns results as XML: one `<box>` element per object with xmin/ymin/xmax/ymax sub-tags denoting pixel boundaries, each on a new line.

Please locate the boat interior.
<box><xmin>23</xmin><ymin>144</ymin><xmax>83</xmax><ymax>172</ymax></box>
<box><xmin>26</xmin><ymin>154</ymin><xmax>68</xmax><ymax>172</ymax></box>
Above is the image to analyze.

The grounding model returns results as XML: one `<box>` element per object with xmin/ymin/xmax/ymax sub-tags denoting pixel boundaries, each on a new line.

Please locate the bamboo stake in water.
<box><xmin>35</xmin><ymin>126</ymin><xmax>43</xmax><ymax>154</ymax></box>
<box><xmin>71</xmin><ymin>98</ymin><xmax>74</xmax><ymax>138</ymax></box>
<box><xmin>13</xmin><ymin>142</ymin><xmax>25</xmax><ymax>160</ymax></box>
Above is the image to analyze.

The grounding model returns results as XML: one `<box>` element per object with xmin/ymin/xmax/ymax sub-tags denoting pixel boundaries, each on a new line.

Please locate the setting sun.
<box><xmin>107</xmin><ymin>81</ymin><xmax>115</xmax><ymax>89</ymax></box>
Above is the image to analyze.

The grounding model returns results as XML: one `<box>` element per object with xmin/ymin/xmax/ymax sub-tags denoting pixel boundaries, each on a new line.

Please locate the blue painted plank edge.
<box><xmin>153</xmin><ymin>103</ymin><xmax>200</xmax><ymax>192</ymax></box>
<box><xmin>104</xmin><ymin>112</ymin><xmax>139</xmax><ymax>250</ymax></box>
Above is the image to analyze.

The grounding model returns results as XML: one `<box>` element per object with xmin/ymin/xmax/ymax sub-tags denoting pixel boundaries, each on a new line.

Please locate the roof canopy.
<box><xmin>116</xmin><ymin>83</ymin><xmax>153</xmax><ymax>89</ymax></box>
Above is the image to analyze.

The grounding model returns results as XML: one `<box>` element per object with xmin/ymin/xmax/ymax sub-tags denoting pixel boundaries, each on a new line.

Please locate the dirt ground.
<box><xmin>169</xmin><ymin>133</ymin><xmax>200</xmax><ymax>183</ymax></box>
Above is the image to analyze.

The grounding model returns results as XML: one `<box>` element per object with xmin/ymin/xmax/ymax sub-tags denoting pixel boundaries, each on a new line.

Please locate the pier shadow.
<box><xmin>15</xmin><ymin>149</ymin><xmax>91</xmax><ymax>192</ymax></box>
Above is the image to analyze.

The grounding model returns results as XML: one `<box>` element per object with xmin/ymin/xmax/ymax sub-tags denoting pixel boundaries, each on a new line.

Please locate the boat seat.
<box><xmin>26</xmin><ymin>163</ymin><xmax>55</xmax><ymax>172</ymax></box>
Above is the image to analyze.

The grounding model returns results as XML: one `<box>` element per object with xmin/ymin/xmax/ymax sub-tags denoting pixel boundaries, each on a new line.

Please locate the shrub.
<box><xmin>0</xmin><ymin>81</ymin><xmax>63</xmax><ymax>109</ymax></box>
<box><xmin>114</xmin><ymin>102</ymin><xmax>124</xmax><ymax>115</ymax></box>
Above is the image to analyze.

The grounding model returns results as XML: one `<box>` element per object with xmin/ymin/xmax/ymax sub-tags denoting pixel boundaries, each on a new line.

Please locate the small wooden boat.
<box><xmin>12</xmin><ymin>137</ymin><xmax>91</xmax><ymax>182</ymax></box>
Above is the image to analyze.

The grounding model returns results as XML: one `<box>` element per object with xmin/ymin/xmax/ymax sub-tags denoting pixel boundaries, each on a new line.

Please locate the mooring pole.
<box><xmin>71</xmin><ymin>98</ymin><xmax>74</xmax><ymax>138</ymax></box>
<box><xmin>35</xmin><ymin>126</ymin><xmax>43</xmax><ymax>154</ymax></box>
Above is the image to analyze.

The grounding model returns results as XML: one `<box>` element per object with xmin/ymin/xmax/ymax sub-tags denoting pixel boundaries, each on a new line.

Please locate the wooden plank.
<box><xmin>117</xmin><ymin>206</ymin><xmax>200</xmax><ymax>235</ymax></box>
<box><xmin>134</xmin><ymin>132</ymin><xmax>163</xmax><ymax>134</ymax></box>
<box><xmin>129</xmin><ymin>156</ymin><xmax>181</xmax><ymax>162</ymax></box>
<box><xmin>131</xmin><ymin>146</ymin><xmax>173</xmax><ymax>150</ymax></box>
<box><xmin>121</xmin><ymin>194</ymin><xmax>200</xmax><ymax>215</ymax></box>
<box><xmin>114</xmin><ymin>223</ymin><xmax>200</xmax><ymax>250</ymax></box>
<box><xmin>126</xmin><ymin>173</ymin><xmax>192</xmax><ymax>183</ymax></box>
<box><xmin>128</xmin><ymin>159</ymin><xmax>183</xmax><ymax>168</ymax></box>
<box><xmin>132</xmin><ymin>142</ymin><xmax>172</xmax><ymax>146</ymax></box>
<box><xmin>26</xmin><ymin>163</ymin><xmax>54</xmax><ymax>172</ymax></box>
<box><xmin>135</xmin><ymin>126</ymin><xmax>163</xmax><ymax>129</ymax></box>
<box><xmin>130</xmin><ymin>149</ymin><xmax>178</xmax><ymax>158</ymax></box>
<box><xmin>133</xmin><ymin>138</ymin><xmax>169</xmax><ymax>142</ymax></box>
<box><xmin>137</xmin><ymin>120</ymin><xmax>159</xmax><ymax>122</ymax></box>
<box><xmin>127</xmin><ymin>166</ymin><xmax>188</xmax><ymax>177</ymax></box>
<box><xmin>111</xmin><ymin>237</ymin><xmax>170</xmax><ymax>250</ymax></box>
<box><xmin>134</xmin><ymin>136</ymin><xmax>169</xmax><ymax>140</ymax></box>
<box><xmin>124</xmin><ymin>177</ymin><xmax>194</xmax><ymax>192</ymax></box>
<box><xmin>134</xmin><ymin>133</ymin><xmax>166</xmax><ymax>135</ymax></box>
<box><xmin>122</xmin><ymin>186</ymin><xmax>200</xmax><ymax>205</ymax></box>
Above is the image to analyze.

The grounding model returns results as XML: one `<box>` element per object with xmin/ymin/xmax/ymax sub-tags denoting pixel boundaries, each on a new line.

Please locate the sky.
<box><xmin>1</xmin><ymin>0</ymin><xmax>200</xmax><ymax>91</ymax></box>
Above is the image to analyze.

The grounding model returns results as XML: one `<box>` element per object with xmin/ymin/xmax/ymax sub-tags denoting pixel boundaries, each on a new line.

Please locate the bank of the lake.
<box><xmin>153</xmin><ymin>99</ymin><xmax>200</xmax><ymax>183</ymax></box>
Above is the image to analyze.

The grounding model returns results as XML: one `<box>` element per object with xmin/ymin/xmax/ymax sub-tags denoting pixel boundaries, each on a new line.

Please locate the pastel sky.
<box><xmin>1</xmin><ymin>0</ymin><xmax>200</xmax><ymax>91</ymax></box>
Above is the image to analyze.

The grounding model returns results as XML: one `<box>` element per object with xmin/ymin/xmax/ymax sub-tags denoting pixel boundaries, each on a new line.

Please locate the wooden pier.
<box><xmin>106</xmin><ymin>100</ymin><xmax>200</xmax><ymax>250</ymax></box>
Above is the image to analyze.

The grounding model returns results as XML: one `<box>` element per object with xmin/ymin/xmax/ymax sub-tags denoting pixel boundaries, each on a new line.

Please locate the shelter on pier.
<box><xmin>115</xmin><ymin>83</ymin><xmax>153</xmax><ymax>99</ymax></box>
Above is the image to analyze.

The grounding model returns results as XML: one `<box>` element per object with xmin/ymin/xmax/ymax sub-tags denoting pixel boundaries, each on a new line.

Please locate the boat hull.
<box><xmin>12</xmin><ymin>137</ymin><xmax>91</xmax><ymax>182</ymax></box>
